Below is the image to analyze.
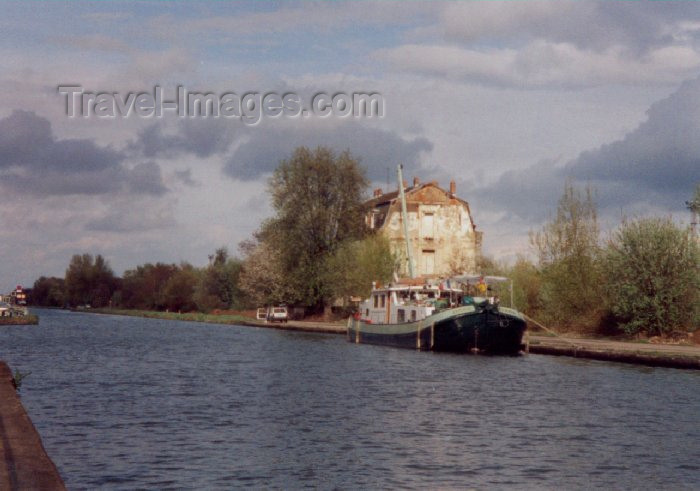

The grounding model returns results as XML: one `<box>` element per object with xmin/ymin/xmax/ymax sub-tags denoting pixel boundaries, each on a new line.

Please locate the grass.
<box><xmin>88</xmin><ymin>308</ymin><xmax>255</xmax><ymax>326</ymax></box>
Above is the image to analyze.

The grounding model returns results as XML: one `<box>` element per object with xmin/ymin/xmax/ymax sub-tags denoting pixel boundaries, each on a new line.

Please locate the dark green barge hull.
<box><xmin>347</xmin><ymin>304</ymin><xmax>527</xmax><ymax>355</ymax></box>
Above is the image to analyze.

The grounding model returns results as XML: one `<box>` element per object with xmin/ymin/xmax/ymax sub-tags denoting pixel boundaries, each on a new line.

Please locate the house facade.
<box><xmin>365</xmin><ymin>177</ymin><xmax>482</xmax><ymax>278</ymax></box>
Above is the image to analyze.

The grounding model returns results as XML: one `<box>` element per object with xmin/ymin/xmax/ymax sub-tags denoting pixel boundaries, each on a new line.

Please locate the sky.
<box><xmin>1</xmin><ymin>1</ymin><xmax>700</xmax><ymax>292</ymax></box>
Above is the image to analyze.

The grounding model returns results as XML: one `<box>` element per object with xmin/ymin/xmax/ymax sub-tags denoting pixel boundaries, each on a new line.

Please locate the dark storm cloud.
<box><xmin>468</xmin><ymin>159</ymin><xmax>564</xmax><ymax>222</ymax></box>
<box><xmin>0</xmin><ymin>110</ymin><xmax>122</xmax><ymax>171</ymax></box>
<box><xmin>174</xmin><ymin>168</ymin><xmax>198</xmax><ymax>187</ymax></box>
<box><xmin>126</xmin><ymin>162</ymin><xmax>168</xmax><ymax>195</ymax></box>
<box><xmin>564</xmin><ymin>75</ymin><xmax>700</xmax><ymax>209</ymax></box>
<box><xmin>130</xmin><ymin>119</ymin><xmax>233</xmax><ymax>159</ymax></box>
<box><xmin>0</xmin><ymin>110</ymin><xmax>168</xmax><ymax>196</ymax></box>
<box><xmin>222</xmin><ymin>122</ymin><xmax>433</xmax><ymax>181</ymax></box>
<box><xmin>471</xmin><ymin>76</ymin><xmax>700</xmax><ymax>220</ymax></box>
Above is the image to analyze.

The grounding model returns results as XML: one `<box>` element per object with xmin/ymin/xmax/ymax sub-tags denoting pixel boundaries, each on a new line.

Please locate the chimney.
<box><xmin>373</xmin><ymin>188</ymin><xmax>383</xmax><ymax>197</ymax></box>
<box><xmin>450</xmin><ymin>180</ymin><xmax>456</xmax><ymax>195</ymax></box>
<box><xmin>413</xmin><ymin>176</ymin><xmax>420</xmax><ymax>187</ymax></box>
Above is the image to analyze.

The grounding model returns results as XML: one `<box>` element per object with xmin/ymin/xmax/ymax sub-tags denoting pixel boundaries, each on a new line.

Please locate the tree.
<box><xmin>238</xmin><ymin>240</ymin><xmax>292</xmax><ymax>307</ymax></box>
<box><xmin>162</xmin><ymin>263</ymin><xmax>199</xmax><ymax>312</ymax></box>
<box><xmin>604</xmin><ymin>217</ymin><xmax>700</xmax><ymax>337</ymax></box>
<box><xmin>64</xmin><ymin>253</ymin><xmax>117</xmax><ymax>307</ymax></box>
<box><xmin>193</xmin><ymin>247</ymin><xmax>244</xmax><ymax>312</ymax></box>
<box><xmin>508</xmin><ymin>256</ymin><xmax>542</xmax><ymax>318</ymax></box>
<box><xmin>119</xmin><ymin>262</ymin><xmax>178</xmax><ymax>310</ymax></box>
<box><xmin>530</xmin><ymin>182</ymin><xmax>603</xmax><ymax>329</ymax></box>
<box><xmin>261</xmin><ymin>146</ymin><xmax>369</xmax><ymax>309</ymax></box>
<box><xmin>31</xmin><ymin>276</ymin><xmax>66</xmax><ymax>307</ymax></box>
<box><xmin>323</xmin><ymin>234</ymin><xmax>396</xmax><ymax>301</ymax></box>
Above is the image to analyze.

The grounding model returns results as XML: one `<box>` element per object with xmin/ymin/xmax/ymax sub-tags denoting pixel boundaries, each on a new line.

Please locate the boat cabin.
<box><xmin>359</xmin><ymin>280</ymin><xmax>463</xmax><ymax>325</ymax></box>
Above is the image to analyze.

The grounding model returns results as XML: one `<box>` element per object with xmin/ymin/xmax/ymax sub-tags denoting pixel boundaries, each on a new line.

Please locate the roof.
<box><xmin>364</xmin><ymin>181</ymin><xmax>475</xmax><ymax>229</ymax></box>
<box><xmin>366</xmin><ymin>181</ymin><xmax>466</xmax><ymax>207</ymax></box>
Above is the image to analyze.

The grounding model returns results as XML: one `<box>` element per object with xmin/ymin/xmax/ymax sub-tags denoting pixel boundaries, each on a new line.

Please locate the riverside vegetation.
<box><xmin>29</xmin><ymin>147</ymin><xmax>700</xmax><ymax>340</ymax></box>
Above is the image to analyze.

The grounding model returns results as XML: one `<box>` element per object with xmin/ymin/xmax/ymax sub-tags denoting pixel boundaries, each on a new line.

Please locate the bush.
<box><xmin>604</xmin><ymin>217</ymin><xmax>700</xmax><ymax>336</ymax></box>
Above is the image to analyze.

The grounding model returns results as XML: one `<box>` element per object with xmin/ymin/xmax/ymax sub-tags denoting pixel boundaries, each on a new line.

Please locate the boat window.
<box><xmin>373</xmin><ymin>295</ymin><xmax>378</xmax><ymax>308</ymax></box>
<box><xmin>397</xmin><ymin>309</ymin><xmax>405</xmax><ymax>323</ymax></box>
<box><xmin>380</xmin><ymin>294</ymin><xmax>386</xmax><ymax>308</ymax></box>
<box><xmin>365</xmin><ymin>308</ymin><xmax>369</xmax><ymax>317</ymax></box>
<box><xmin>411</xmin><ymin>310</ymin><xmax>417</xmax><ymax>321</ymax></box>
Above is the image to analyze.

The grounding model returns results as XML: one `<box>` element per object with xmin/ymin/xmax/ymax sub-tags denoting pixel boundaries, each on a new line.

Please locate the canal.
<box><xmin>1</xmin><ymin>309</ymin><xmax>699</xmax><ymax>489</ymax></box>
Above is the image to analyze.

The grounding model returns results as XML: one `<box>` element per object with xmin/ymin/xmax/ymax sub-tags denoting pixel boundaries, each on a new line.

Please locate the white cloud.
<box><xmin>374</xmin><ymin>41</ymin><xmax>700</xmax><ymax>88</ymax></box>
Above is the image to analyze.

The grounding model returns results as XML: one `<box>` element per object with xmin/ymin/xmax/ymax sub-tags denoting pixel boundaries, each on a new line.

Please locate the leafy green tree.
<box><xmin>262</xmin><ymin>146</ymin><xmax>369</xmax><ymax>309</ymax></box>
<box><xmin>323</xmin><ymin>234</ymin><xmax>396</xmax><ymax>301</ymax></box>
<box><xmin>119</xmin><ymin>262</ymin><xmax>178</xmax><ymax>310</ymax></box>
<box><xmin>604</xmin><ymin>217</ymin><xmax>700</xmax><ymax>336</ymax></box>
<box><xmin>162</xmin><ymin>263</ymin><xmax>199</xmax><ymax>312</ymax></box>
<box><xmin>31</xmin><ymin>276</ymin><xmax>66</xmax><ymax>307</ymax></box>
<box><xmin>194</xmin><ymin>248</ymin><xmax>244</xmax><ymax>312</ymax></box>
<box><xmin>64</xmin><ymin>253</ymin><xmax>117</xmax><ymax>307</ymax></box>
<box><xmin>530</xmin><ymin>182</ymin><xmax>603</xmax><ymax>329</ymax></box>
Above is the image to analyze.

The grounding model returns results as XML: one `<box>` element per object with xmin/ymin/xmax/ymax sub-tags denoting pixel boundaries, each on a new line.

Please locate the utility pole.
<box><xmin>397</xmin><ymin>164</ymin><xmax>415</xmax><ymax>278</ymax></box>
<box><xmin>686</xmin><ymin>185</ymin><xmax>700</xmax><ymax>239</ymax></box>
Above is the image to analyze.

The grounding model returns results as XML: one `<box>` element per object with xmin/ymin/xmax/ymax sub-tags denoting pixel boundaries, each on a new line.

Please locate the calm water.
<box><xmin>1</xmin><ymin>309</ymin><xmax>699</xmax><ymax>490</ymax></box>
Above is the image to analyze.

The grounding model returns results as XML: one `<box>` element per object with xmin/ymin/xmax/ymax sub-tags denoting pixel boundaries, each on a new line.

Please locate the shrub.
<box><xmin>604</xmin><ymin>217</ymin><xmax>700</xmax><ymax>336</ymax></box>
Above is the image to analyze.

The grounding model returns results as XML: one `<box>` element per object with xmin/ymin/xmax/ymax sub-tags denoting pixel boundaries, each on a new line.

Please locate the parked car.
<box><xmin>0</xmin><ymin>302</ymin><xmax>12</xmax><ymax>317</ymax></box>
<box><xmin>266</xmin><ymin>306</ymin><xmax>288</xmax><ymax>323</ymax></box>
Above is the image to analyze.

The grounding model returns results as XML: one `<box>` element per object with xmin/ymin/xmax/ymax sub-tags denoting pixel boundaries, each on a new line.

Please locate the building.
<box><xmin>10</xmin><ymin>286</ymin><xmax>27</xmax><ymax>305</ymax></box>
<box><xmin>365</xmin><ymin>177</ymin><xmax>482</xmax><ymax>278</ymax></box>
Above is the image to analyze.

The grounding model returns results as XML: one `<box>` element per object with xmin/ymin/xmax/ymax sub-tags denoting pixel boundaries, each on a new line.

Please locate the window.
<box><xmin>411</xmin><ymin>310</ymin><xmax>417</xmax><ymax>321</ymax></box>
<box><xmin>423</xmin><ymin>250</ymin><xmax>435</xmax><ymax>275</ymax></box>
<box><xmin>422</xmin><ymin>212</ymin><xmax>434</xmax><ymax>239</ymax></box>
<box><xmin>373</xmin><ymin>295</ymin><xmax>378</xmax><ymax>308</ymax></box>
<box><xmin>397</xmin><ymin>309</ymin><xmax>405</xmax><ymax>323</ymax></box>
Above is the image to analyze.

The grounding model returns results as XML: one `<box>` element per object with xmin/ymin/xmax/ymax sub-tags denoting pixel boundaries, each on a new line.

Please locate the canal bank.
<box><xmin>0</xmin><ymin>361</ymin><xmax>66</xmax><ymax>490</ymax></box>
<box><xmin>526</xmin><ymin>334</ymin><xmax>700</xmax><ymax>369</ymax></box>
<box><xmin>0</xmin><ymin>315</ymin><xmax>38</xmax><ymax>326</ymax></box>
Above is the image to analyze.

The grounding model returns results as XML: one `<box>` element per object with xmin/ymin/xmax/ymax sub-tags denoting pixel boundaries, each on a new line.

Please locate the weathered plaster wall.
<box><xmin>373</xmin><ymin>185</ymin><xmax>481</xmax><ymax>277</ymax></box>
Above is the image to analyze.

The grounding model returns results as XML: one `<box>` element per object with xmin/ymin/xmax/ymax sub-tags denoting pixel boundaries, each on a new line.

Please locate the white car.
<box><xmin>0</xmin><ymin>302</ymin><xmax>11</xmax><ymax>316</ymax></box>
<box><xmin>266</xmin><ymin>306</ymin><xmax>288</xmax><ymax>323</ymax></box>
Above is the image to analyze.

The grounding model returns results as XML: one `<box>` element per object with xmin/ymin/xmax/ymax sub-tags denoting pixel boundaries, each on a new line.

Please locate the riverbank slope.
<box><xmin>0</xmin><ymin>361</ymin><xmax>66</xmax><ymax>489</ymax></box>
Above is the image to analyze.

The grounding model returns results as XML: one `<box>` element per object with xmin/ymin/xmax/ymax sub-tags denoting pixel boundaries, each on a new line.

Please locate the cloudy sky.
<box><xmin>1</xmin><ymin>1</ymin><xmax>700</xmax><ymax>292</ymax></box>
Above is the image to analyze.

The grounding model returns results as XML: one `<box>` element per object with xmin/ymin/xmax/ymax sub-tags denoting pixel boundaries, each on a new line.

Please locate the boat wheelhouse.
<box><xmin>349</xmin><ymin>276</ymin><xmax>527</xmax><ymax>355</ymax></box>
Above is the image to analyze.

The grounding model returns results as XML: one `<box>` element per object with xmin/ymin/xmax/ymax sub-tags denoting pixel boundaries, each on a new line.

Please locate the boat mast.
<box><xmin>397</xmin><ymin>164</ymin><xmax>415</xmax><ymax>278</ymax></box>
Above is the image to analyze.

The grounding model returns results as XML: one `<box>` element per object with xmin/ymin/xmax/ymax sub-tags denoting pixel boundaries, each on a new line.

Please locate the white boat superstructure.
<box><xmin>358</xmin><ymin>280</ymin><xmax>463</xmax><ymax>325</ymax></box>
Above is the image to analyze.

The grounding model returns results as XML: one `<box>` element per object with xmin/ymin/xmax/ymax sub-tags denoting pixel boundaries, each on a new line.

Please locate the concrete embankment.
<box><xmin>526</xmin><ymin>334</ymin><xmax>700</xmax><ymax>369</ymax></box>
<box><xmin>0</xmin><ymin>361</ymin><xmax>66</xmax><ymax>490</ymax></box>
<box><xmin>239</xmin><ymin>319</ymin><xmax>346</xmax><ymax>334</ymax></box>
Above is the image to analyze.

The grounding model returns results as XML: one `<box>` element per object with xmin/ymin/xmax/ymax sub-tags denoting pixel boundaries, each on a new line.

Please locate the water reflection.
<box><xmin>0</xmin><ymin>309</ymin><xmax>698</xmax><ymax>489</ymax></box>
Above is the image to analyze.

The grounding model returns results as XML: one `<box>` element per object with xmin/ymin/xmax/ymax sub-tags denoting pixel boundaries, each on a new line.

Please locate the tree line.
<box><xmin>31</xmin><ymin>147</ymin><xmax>396</xmax><ymax>315</ymax></box>
<box><xmin>31</xmin><ymin>247</ymin><xmax>245</xmax><ymax>312</ymax></box>
<box><xmin>483</xmin><ymin>182</ymin><xmax>699</xmax><ymax>338</ymax></box>
<box><xmin>29</xmin><ymin>145</ymin><xmax>699</xmax><ymax>338</ymax></box>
